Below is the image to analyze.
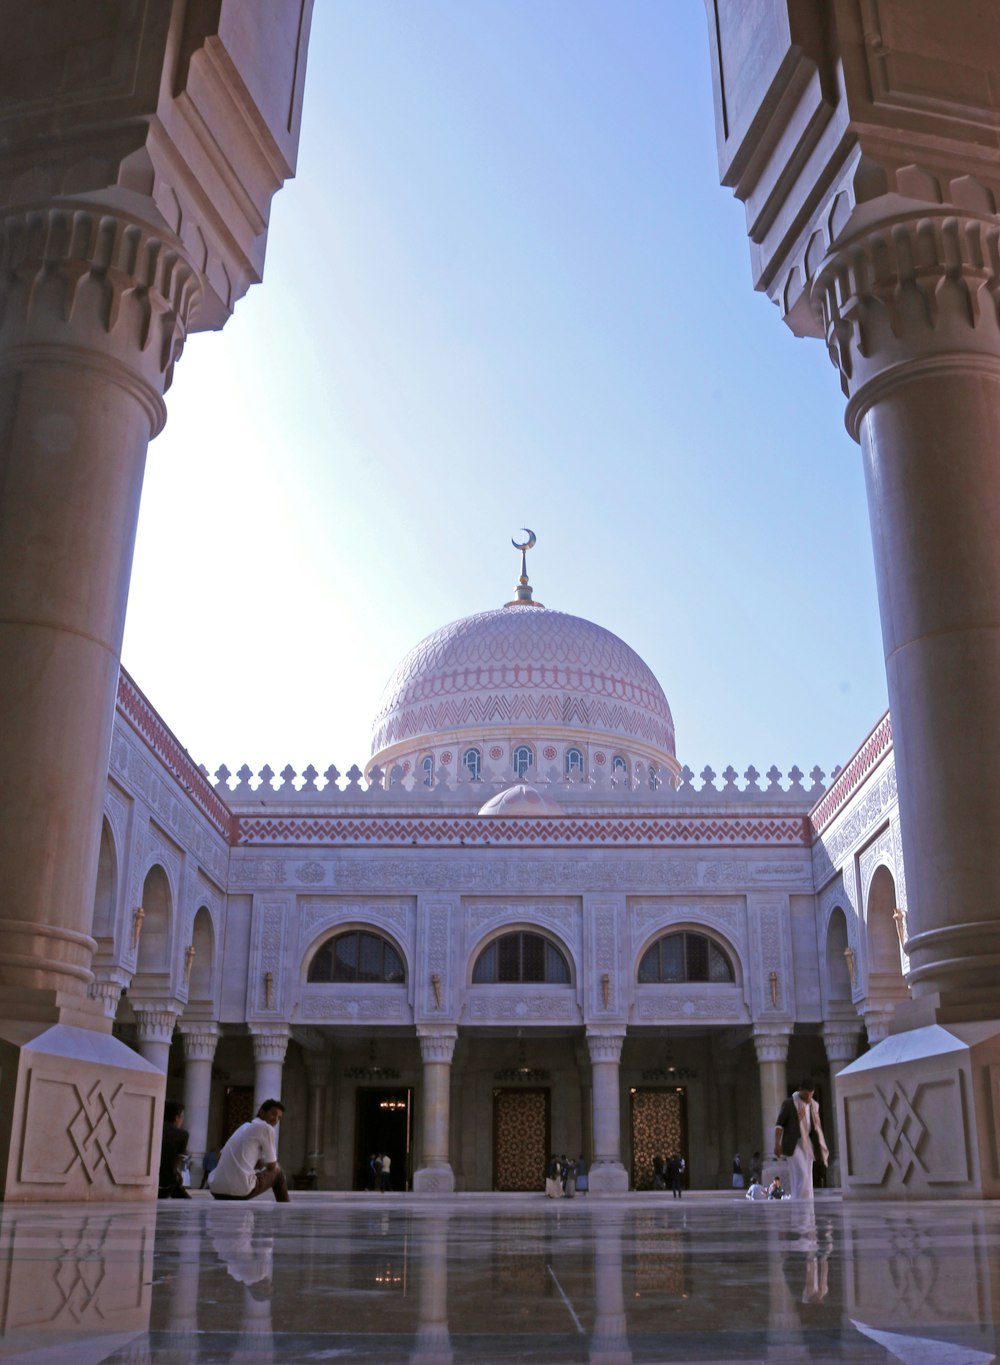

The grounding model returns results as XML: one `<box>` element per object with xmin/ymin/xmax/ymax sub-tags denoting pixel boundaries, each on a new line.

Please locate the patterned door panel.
<box><xmin>493</xmin><ymin>1089</ymin><xmax>549</xmax><ymax>1191</ymax></box>
<box><xmin>630</xmin><ymin>1088</ymin><xmax>686</xmax><ymax>1189</ymax></box>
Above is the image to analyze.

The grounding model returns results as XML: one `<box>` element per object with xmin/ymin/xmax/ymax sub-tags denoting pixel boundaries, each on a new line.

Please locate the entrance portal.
<box><xmin>630</xmin><ymin>1087</ymin><xmax>686</xmax><ymax>1189</ymax></box>
<box><xmin>354</xmin><ymin>1088</ymin><xmax>412</xmax><ymax>1191</ymax></box>
<box><xmin>493</xmin><ymin>1088</ymin><xmax>549</xmax><ymax>1191</ymax></box>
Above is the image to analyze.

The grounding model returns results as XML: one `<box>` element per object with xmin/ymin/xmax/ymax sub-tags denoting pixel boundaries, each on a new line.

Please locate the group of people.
<box><xmin>544</xmin><ymin>1154</ymin><xmax>588</xmax><ymax>1197</ymax></box>
<box><xmin>158</xmin><ymin>1098</ymin><xmax>290</xmax><ymax>1203</ymax></box>
<box><xmin>367</xmin><ymin>1152</ymin><xmax>393</xmax><ymax>1191</ymax></box>
<box><xmin>651</xmin><ymin>1154</ymin><xmax>685</xmax><ymax>1196</ymax></box>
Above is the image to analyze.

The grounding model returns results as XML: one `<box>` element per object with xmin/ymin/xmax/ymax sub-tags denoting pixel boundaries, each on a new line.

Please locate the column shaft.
<box><xmin>179</xmin><ymin>1025</ymin><xmax>219</xmax><ymax>1184</ymax></box>
<box><xmin>587</xmin><ymin>1034</ymin><xmax>628</xmax><ymax>1194</ymax></box>
<box><xmin>250</xmin><ymin>1029</ymin><xmax>290</xmax><ymax>1111</ymax></box>
<box><xmin>413</xmin><ymin>1032</ymin><xmax>456</xmax><ymax>1193</ymax></box>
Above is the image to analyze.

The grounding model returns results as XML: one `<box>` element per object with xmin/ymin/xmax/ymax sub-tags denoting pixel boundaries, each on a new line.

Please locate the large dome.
<box><xmin>370</xmin><ymin>603</ymin><xmax>676</xmax><ymax>767</ymax></box>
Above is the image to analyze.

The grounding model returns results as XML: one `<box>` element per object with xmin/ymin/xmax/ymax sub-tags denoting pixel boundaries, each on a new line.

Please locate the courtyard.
<box><xmin>1</xmin><ymin>1192</ymin><xmax>997</xmax><ymax>1361</ymax></box>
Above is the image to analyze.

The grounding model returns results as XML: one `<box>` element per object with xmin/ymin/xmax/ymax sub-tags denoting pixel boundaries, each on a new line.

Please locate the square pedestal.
<box><xmin>412</xmin><ymin>1166</ymin><xmax>455</xmax><ymax>1193</ymax></box>
<box><xmin>836</xmin><ymin>1022</ymin><xmax>1000</xmax><ymax>1199</ymax></box>
<box><xmin>0</xmin><ymin>1022</ymin><xmax>164</xmax><ymax>1201</ymax></box>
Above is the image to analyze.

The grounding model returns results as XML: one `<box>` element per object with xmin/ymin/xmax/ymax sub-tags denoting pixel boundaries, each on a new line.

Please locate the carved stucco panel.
<box><xmin>298</xmin><ymin>899</ymin><xmax>415</xmax><ymax>950</ymax></box>
<box><xmin>748</xmin><ymin>897</ymin><xmax>792</xmax><ymax>1019</ymax></box>
<box><xmin>418</xmin><ymin>899</ymin><xmax>455</xmax><ymax>1019</ymax></box>
<box><xmin>466</xmin><ymin>992</ymin><xmax>578</xmax><ymax>1022</ymax></box>
<box><xmin>635</xmin><ymin>986</ymin><xmax>748</xmax><ymax>1022</ymax></box>
<box><xmin>301</xmin><ymin>991</ymin><xmax>409</xmax><ymax>1021</ymax></box>
<box><xmin>464</xmin><ymin>900</ymin><xmax>582</xmax><ymax>953</ymax></box>
<box><xmin>251</xmin><ymin>899</ymin><xmax>288</xmax><ymax>1016</ymax></box>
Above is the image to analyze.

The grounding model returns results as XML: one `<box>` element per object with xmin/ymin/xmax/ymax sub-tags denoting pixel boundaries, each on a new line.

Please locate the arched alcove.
<box><xmin>185</xmin><ymin>906</ymin><xmax>215</xmax><ymax>1010</ymax></box>
<box><xmin>91</xmin><ymin>819</ymin><xmax>117</xmax><ymax>941</ymax></box>
<box><xmin>825</xmin><ymin>907</ymin><xmax>853</xmax><ymax>1006</ymax></box>
<box><xmin>136</xmin><ymin>865</ymin><xmax>172</xmax><ymax>975</ymax></box>
<box><xmin>865</xmin><ymin>865</ymin><xmax>909</xmax><ymax>1008</ymax></box>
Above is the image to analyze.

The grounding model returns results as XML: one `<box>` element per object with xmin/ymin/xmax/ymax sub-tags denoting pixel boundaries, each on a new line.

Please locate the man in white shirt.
<box><xmin>208</xmin><ymin>1099</ymin><xmax>290</xmax><ymax>1202</ymax></box>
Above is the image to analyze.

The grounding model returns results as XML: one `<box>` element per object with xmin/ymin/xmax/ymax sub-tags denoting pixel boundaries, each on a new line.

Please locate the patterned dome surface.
<box><xmin>371</xmin><ymin>606</ymin><xmax>675</xmax><ymax>758</ymax></box>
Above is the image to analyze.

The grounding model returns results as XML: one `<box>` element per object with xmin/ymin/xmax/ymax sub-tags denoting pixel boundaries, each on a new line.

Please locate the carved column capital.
<box><xmin>176</xmin><ymin>1022</ymin><xmax>220</xmax><ymax>1063</ymax></box>
<box><xmin>821</xmin><ymin>1023</ymin><xmax>863</xmax><ymax>1067</ymax></box>
<box><xmin>87</xmin><ymin>966</ymin><xmax>131</xmax><ymax>1019</ymax></box>
<box><xmin>132</xmin><ymin>1001</ymin><xmax>181</xmax><ymax>1046</ymax></box>
<box><xmin>418</xmin><ymin>1030</ymin><xmax>458</xmax><ymax>1065</ymax></box>
<box><xmin>863</xmin><ymin>1006</ymin><xmax>895</xmax><ymax>1046</ymax></box>
<box><xmin>752</xmin><ymin>1029</ymin><xmax>791</xmax><ymax>1065</ymax></box>
<box><xmin>586</xmin><ymin>1032</ymin><xmax>625</xmax><ymax>1065</ymax></box>
<box><xmin>804</xmin><ymin>212</ymin><xmax>1000</xmax><ymax>423</ymax></box>
<box><xmin>249</xmin><ymin>1026</ymin><xmax>291</xmax><ymax>1065</ymax></box>
<box><xmin>0</xmin><ymin>205</ymin><xmax>203</xmax><ymax>427</ymax></box>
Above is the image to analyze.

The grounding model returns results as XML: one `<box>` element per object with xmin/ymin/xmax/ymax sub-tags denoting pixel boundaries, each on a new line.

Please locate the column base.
<box><xmin>836</xmin><ymin>1021</ymin><xmax>1000</xmax><ymax>1200</ymax></box>
<box><xmin>587</xmin><ymin>1161</ymin><xmax>629</xmax><ymax>1194</ymax></box>
<box><xmin>0</xmin><ymin>1020</ymin><xmax>163</xmax><ymax>1202</ymax></box>
<box><xmin>412</xmin><ymin>1165</ymin><xmax>455</xmax><ymax>1193</ymax></box>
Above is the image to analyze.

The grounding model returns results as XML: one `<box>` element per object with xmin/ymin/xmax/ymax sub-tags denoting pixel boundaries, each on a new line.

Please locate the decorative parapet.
<box><xmin>234</xmin><ymin>811</ymin><xmax>812</xmax><ymax>849</ymax></box>
<box><xmin>809</xmin><ymin>713</ymin><xmax>892</xmax><ymax>836</ymax></box>
<box><xmin>219</xmin><ymin>760</ymin><xmax>827</xmax><ymax>807</ymax></box>
<box><xmin>116</xmin><ymin>668</ymin><xmax>237</xmax><ymax>842</ymax></box>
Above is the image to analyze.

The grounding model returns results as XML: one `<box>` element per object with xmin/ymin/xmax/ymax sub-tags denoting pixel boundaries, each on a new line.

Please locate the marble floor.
<box><xmin>0</xmin><ymin>1192</ymin><xmax>998</xmax><ymax>1363</ymax></box>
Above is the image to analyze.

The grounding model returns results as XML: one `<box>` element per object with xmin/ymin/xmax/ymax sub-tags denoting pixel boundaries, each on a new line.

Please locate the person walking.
<box><xmin>732</xmin><ymin>1152</ymin><xmax>744</xmax><ymax>1189</ymax></box>
<box><xmin>380</xmin><ymin>1152</ymin><xmax>392</xmax><ymax>1192</ymax></box>
<box><xmin>774</xmin><ymin>1079</ymin><xmax>829</xmax><ymax>1201</ymax></box>
<box><xmin>208</xmin><ymin>1099</ymin><xmax>290</xmax><ymax>1202</ymax></box>
<box><xmin>667</xmin><ymin>1153</ymin><xmax>685</xmax><ymax>1198</ymax></box>
<box><xmin>575</xmin><ymin>1155</ymin><xmax>588</xmax><ymax>1196</ymax></box>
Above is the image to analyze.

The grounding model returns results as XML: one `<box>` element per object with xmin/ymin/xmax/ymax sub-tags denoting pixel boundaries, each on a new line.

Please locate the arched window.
<box><xmin>612</xmin><ymin>755</ymin><xmax>627</xmax><ymax>778</ymax></box>
<box><xmin>638</xmin><ymin>932</ymin><xmax>734</xmax><ymax>984</ymax></box>
<box><xmin>649</xmin><ymin>765</ymin><xmax>661</xmax><ymax>791</ymax></box>
<box><xmin>565</xmin><ymin>748</ymin><xmax>584</xmax><ymax>777</ymax></box>
<box><xmin>308</xmin><ymin>930</ymin><xmax>406</xmax><ymax>984</ymax></box>
<box><xmin>422</xmin><ymin>755</ymin><xmax>434</xmax><ymax>788</ymax></box>
<box><xmin>473</xmin><ymin>931</ymin><xmax>570</xmax><ymax>984</ymax></box>
<box><xmin>463</xmin><ymin>747</ymin><xmax>482</xmax><ymax>782</ymax></box>
<box><xmin>513</xmin><ymin>745</ymin><xmax>533</xmax><ymax>779</ymax></box>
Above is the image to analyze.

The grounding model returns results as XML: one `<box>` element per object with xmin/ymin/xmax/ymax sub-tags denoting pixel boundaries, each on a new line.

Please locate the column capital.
<box><xmin>752</xmin><ymin>1029</ymin><xmax>791</xmax><ymax>1065</ymax></box>
<box><xmin>177</xmin><ymin>1022</ymin><xmax>221</xmax><ymax>1062</ymax></box>
<box><xmin>863</xmin><ymin>1006</ymin><xmax>895</xmax><ymax>1046</ymax></box>
<box><xmin>132</xmin><ymin>1001</ymin><xmax>181</xmax><ymax>1045</ymax></box>
<box><xmin>0</xmin><ymin>205</ymin><xmax>203</xmax><ymax>426</ymax></box>
<box><xmin>417</xmin><ymin>1030</ymin><xmax>458</xmax><ymax>1064</ymax></box>
<box><xmin>249</xmin><ymin>1026</ymin><xmax>291</xmax><ymax>1064</ymax></box>
<box><xmin>821</xmin><ymin>1023</ymin><xmax>863</xmax><ymax>1067</ymax></box>
<box><xmin>807</xmin><ymin>212</ymin><xmax>1000</xmax><ymax>425</ymax></box>
<box><xmin>586</xmin><ymin>1032</ymin><xmax>625</xmax><ymax>1065</ymax></box>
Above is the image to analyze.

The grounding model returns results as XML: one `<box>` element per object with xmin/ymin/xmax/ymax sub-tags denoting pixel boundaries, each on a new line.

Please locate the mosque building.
<box><xmin>92</xmin><ymin>536</ymin><xmax>906</xmax><ymax>1193</ymax></box>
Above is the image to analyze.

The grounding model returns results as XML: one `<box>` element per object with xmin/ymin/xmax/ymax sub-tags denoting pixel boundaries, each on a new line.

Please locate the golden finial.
<box><xmin>505</xmin><ymin>528</ymin><xmax>544</xmax><ymax>608</ymax></box>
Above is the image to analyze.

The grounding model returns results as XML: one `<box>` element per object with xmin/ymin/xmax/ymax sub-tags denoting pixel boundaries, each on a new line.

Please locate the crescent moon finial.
<box><xmin>505</xmin><ymin>529</ymin><xmax>544</xmax><ymax>609</ymax></box>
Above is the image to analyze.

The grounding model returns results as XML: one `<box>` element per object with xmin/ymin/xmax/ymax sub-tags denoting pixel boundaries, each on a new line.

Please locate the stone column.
<box><xmin>587</xmin><ymin>1032</ymin><xmax>628</xmax><ymax>1194</ymax></box>
<box><xmin>0</xmin><ymin>4</ymin><xmax>311</xmax><ymax>1202</ymax></box>
<box><xmin>250</xmin><ymin>1028</ymin><xmax>290</xmax><ymax>1112</ymax></box>
<box><xmin>821</xmin><ymin>1025</ymin><xmax>861</xmax><ymax>1189</ymax></box>
<box><xmin>753</xmin><ymin>1030</ymin><xmax>789</xmax><ymax>1157</ymax></box>
<box><xmin>705</xmin><ymin>2</ymin><xmax>1000</xmax><ymax>1198</ymax></box>
<box><xmin>302</xmin><ymin>1048</ymin><xmax>330</xmax><ymax>1180</ymax></box>
<box><xmin>131</xmin><ymin>1002</ymin><xmax>180</xmax><ymax>1074</ymax></box>
<box><xmin>413</xmin><ymin>1030</ymin><xmax>457</xmax><ymax>1193</ymax></box>
<box><xmin>178</xmin><ymin>1023</ymin><xmax>219</xmax><ymax>1186</ymax></box>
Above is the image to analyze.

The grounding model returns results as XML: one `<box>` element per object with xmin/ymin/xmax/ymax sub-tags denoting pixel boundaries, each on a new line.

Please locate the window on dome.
<box><xmin>308</xmin><ymin>930</ymin><xmax>405</xmax><ymax>984</ymax></box>
<box><xmin>638</xmin><ymin>932</ymin><xmax>734</xmax><ymax>985</ymax></box>
<box><xmin>612</xmin><ymin>755</ymin><xmax>627</xmax><ymax>778</ymax></box>
<box><xmin>422</xmin><ymin>755</ymin><xmax>434</xmax><ymax>788</ymax></box>
<box><xmin>649</xmin><ymin>765</ymin><xmax>661</xmax><ymax>791</ymax></box>
<box><xmin>513</xmin><ymin>745</ymin><xmax>533</xmax><ymax>779</ymax></box>
<box><xmin>565</xmin><ymin>748</ymin><xmax>584</xmax><ymax>777</ymax></box>
<box><xmin>463</xmin><ymin>748</ymin><xmax>482</xmax><ymax>782</ymax></box>
<box><xmin>473</xmin><ymin>931</ymin><xmax>571</xmax><ymax>984</ymax></box>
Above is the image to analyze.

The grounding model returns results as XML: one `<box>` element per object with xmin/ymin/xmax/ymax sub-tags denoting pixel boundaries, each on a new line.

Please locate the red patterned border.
<box><xmin>235</xmin><ymin>813</ymin><xmax>811</xmax><ymax>847</ymax></box>
<box><xmin>116</xmin><ymin>669</ymin><xmax>237</xmax><ymax>841</ymax></box>
<box><xmin>809</xmin><ymin>711</ymin><xmax>892</xmax><ymax>834</ymax></box>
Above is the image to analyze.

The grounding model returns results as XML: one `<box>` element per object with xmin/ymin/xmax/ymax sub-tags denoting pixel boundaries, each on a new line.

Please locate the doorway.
<box><xmin>493</xmin><ymin>1088</ymin><xmax>549</xmax><ymax>1191</ymax></box>
<box><xmin>354</xmin><ymin>1087</ymin><xmax>412</xmax><ymax>1191</ymax></box>
<box><xmin>630</xmin><ymin>1087</ymin><xmax>687</xmax><ymax>1189</ymax></box>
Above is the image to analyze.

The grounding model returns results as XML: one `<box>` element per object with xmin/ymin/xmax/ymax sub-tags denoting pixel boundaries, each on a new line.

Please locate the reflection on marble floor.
<box><xmin>0</xmin><ymin>1195</ymin><xmax>998</xmax><ymax>1362</ymax></box>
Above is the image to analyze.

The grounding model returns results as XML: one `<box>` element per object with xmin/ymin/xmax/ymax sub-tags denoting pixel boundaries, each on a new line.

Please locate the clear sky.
<box><xmin>122</xmin><ymin>1</ymin><xmax>888</xmax><ymax>786</ymax></box>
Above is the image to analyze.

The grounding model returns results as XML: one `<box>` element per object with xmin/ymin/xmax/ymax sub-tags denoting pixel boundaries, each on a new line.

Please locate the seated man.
<box><xmin>745</xmin><ymin>1179</ymin><xmax>767</xmax><ymax>1200</ymax></box>
<box><xmin>158</xmin><ymin>1100</ymin><xmax>191</xmax><ymax>1199</ymax></box>
<box><xmin>767</xmin><ymin>1176</ymin><xmax>785</xmax><ymax>1199</ymax></box>
<box><xmin>208</xmin><ymin>1099</ymin><xmax>290</xmax><ymax>1202</ymax></box>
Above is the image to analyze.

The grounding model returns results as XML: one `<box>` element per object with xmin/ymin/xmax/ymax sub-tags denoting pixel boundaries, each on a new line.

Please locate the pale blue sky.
<box><xmin>122</xmin><ymin>1</ymin><xmax>887</xmax><ymax>783</ymax></box>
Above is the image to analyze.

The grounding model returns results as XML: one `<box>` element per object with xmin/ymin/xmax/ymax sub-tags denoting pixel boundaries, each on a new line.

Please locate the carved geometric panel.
<box><xmin>19</xmin><ymin>1072</ymin><xmax>156</xmax><ymax>1188</ymax></box>
<box><xmin>842</xmin><ymin>1075</ymin><xmax>969</xmax><ymax>1187</ymax></box>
